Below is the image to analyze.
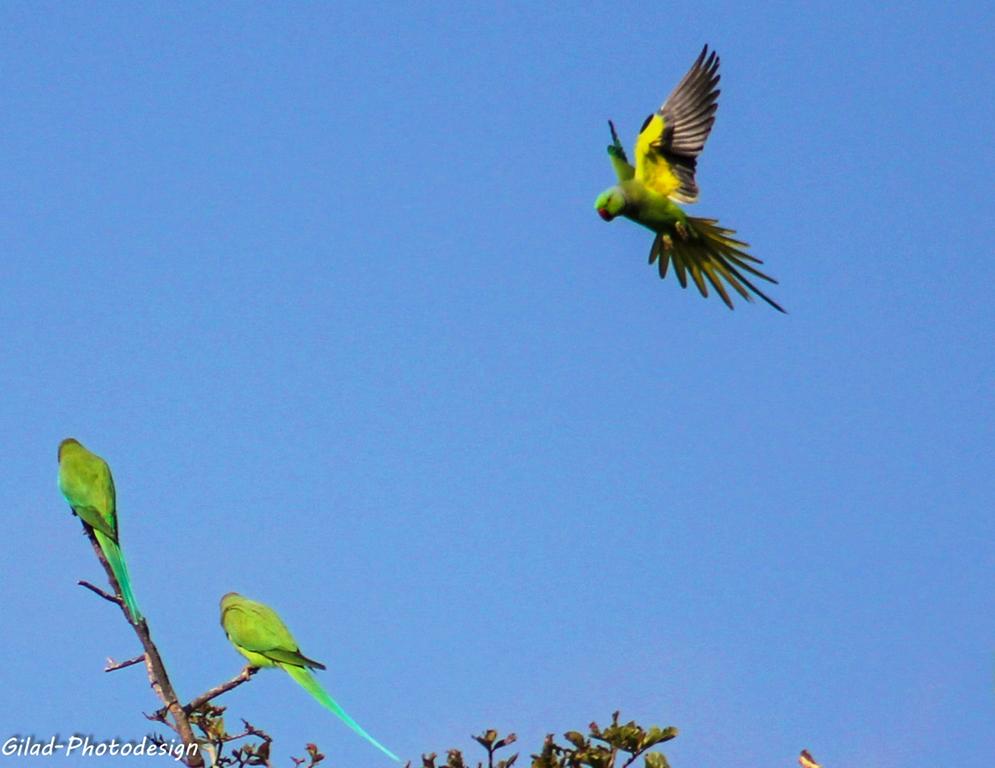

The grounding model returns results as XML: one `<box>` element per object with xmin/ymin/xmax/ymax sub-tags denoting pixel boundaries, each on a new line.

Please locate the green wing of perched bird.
<box><xmin>594</xmin><ymin>45</ymin><xmax>785</xmax><ymax>312</ymax></box>
<box><xmin>219</xmin><ymin>593</ymin><xmax>399</xmax><ymax>762</ymax></box>
<box><xmin>57</xmin><ymin>438</ymin><xmax>143</xmax><ymax>623</ymax></box>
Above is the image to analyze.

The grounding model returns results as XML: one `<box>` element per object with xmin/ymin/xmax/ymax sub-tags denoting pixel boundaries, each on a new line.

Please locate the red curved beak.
<box><xmin>597</xmin><ymin>207</ymin><xmax>613</xmax><ymax>221</ymax></box>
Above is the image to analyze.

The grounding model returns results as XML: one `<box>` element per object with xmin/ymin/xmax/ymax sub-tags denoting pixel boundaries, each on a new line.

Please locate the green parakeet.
<box><xmin>57</xmin><ymin>438</ymin><xmax>143</xmax><ymax>623</ymax></box>
<box><xmin>594</xmin><ymin>45</ymin><xmax>785</xmax><ymax>312</ymax></box>
<box><xmin>219</xmin><ymin>592</ymin><xmax>399</xmax><ymax>762</ymax></box>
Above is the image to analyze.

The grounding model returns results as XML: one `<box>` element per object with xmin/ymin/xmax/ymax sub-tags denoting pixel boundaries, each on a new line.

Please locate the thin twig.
<box><xmin>226</xmin><ymin>719</ymin><xmax>272</xmax><ymax>745</ymax></box>
<box><xmin>78</xmin><ymin>579</ymin><xmax>121</xmax><ymax>605</ymax></box>
<box><xmin>185</xmin><ymin>666</ymin><xmax>259</xmax><ymax>713</ymax></box>
<box><xmin>105</xmin><ymin>654</ymin><xmax>146</xmax><ymax>673</ymax></box>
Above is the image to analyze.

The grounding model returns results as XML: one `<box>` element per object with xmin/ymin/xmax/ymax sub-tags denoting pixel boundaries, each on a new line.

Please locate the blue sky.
<box><xmin>1</xmin><ymin>3</ymin><xmax>992</xmax><ymax>767</ymax></box>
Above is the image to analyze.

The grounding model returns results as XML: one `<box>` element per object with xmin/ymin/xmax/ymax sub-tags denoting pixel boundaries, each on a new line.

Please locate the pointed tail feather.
<box><xmin>282</xmin><ymin>664</ymin><xmax>399</xmax><ymax>761</ymax></box>
<box><xmin>93</xmin><ymin>529</ymin><xmax>143</xmax><ymax>623</ymax></box>
<box><xmin>648</xmin><ymin>217</ymin><xmax>786</xmax><ymax>313</ymax></box>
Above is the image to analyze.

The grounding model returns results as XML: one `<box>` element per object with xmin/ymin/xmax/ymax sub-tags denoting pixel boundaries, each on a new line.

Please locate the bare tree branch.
<box><xmin>105</xmin><ymin>654</ymin><xmax>146</xmax><ymax>673</ymax></box>
<box><xmin>185</xmin><ymin>666</ymin><xmax>258</xmax><ymax>714</ymax></box>
<box><xmin>81</xmin><ymin>526</ymin><xmax>206</xmax><ymax>768</ymax></box>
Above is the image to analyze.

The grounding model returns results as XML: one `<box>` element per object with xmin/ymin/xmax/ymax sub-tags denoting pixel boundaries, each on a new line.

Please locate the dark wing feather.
<box><xmin>654</xmin><ymin>45</ymin><xmax>722</xmax><ymax>203</ymax></box>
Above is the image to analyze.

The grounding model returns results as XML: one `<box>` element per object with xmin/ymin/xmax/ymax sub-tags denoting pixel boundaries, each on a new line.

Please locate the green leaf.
<box><xmin>641</xmin><ymin>726</ymin><xmax>677</xmax><ymax>749</ymax></box>
<box><xmin>475</xmin><ymin>730</ymin><xmax>499</xmax><ymax>749</ymax></box>
<box><xmin>657</xmin><ymin>728</ymin><xmax>678</xmax><ymax>743</ymax></box>
<box><xmin>564</xmin><ymin>732</ymin><xmax>587</xmax><ymax>748</ymax></box>
<box><xmin>496</xmin><ymin>734</ymin><xmax>518</xmax><ymax>750</ymax></box>
<box><xmin>644</xmin><ymin>753</ymin><xmax>670</xmax><ymax>768</ymax></box>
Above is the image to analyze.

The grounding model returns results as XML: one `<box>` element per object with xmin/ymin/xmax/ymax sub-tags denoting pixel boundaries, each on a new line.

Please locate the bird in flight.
<box><xmin>594</xmin><ymin>45</ymin><xmax>784</xmax><ymax>312</ymax></box>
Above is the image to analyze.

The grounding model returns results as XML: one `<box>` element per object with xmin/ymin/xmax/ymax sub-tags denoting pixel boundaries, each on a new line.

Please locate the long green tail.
<box><xmin>93</xmin><ymin>529</ymin><xmax>143</xmax><ymax>623</ymax></box>
<box><xmin>282</xmin><ymin>664</ymin><xmax>398</xmax><ymax>761</ymax></box>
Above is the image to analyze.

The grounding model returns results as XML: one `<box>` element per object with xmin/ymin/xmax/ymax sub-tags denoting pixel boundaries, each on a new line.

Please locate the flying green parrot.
<box><xmin>57</xmin><ymin>438</ymin><xmax>143</xmax><ymax>623</ymax></box>
<box><xmin>594</xmin><ymin>45</ymin><xmax>785</xmax><ymax>312</ymax></box>
<box><xmin>219</xmin><ymin>592</ymin><xmax>399</xmax><ymax>762</ymax></box>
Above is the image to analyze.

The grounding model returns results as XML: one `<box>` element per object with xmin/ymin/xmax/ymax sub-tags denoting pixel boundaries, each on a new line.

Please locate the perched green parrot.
<box><xmin>219</xmin><ymin>592</ymin><xmax>399</xmax><ymax>762</ymax></box>
<box><xmin>57</xmin><ymin>438</ymin><xmax>143</xmax><ymax>623</ymax></box>
<box><xmin>594</xmin><ymin>45</ymin><xmax>784</xmax><ymax>312</ymax></box>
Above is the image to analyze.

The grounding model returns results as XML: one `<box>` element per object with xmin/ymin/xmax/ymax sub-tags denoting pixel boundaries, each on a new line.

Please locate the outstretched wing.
<box><xmin>649</xmin><ymin>216</ymin><xmax>785</xmax><ymax>312</ymax></box>
<box><xmin>635</xmin><ymin>45</ymin><xmax>721</xmax><ymax>203</ymax></box>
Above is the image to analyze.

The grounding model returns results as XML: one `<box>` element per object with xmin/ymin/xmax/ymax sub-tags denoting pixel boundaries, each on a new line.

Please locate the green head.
<box><xmin>594</xmin><ymin>186</ymin><xmax>627</xmax><ymax>221</ymax></box>
<box><xmin>58</xmin><ymin>437</ymin><xmax>82</xmax><ymax>461</ymax></box>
